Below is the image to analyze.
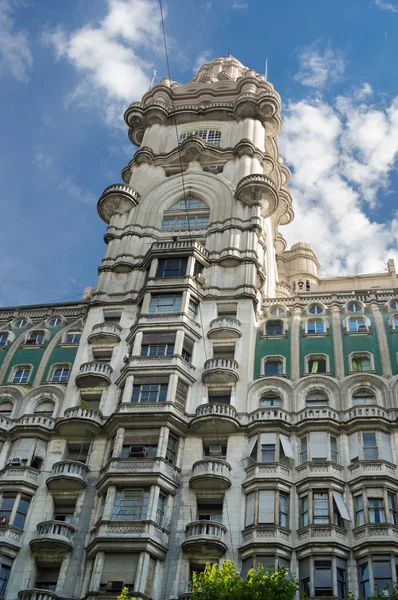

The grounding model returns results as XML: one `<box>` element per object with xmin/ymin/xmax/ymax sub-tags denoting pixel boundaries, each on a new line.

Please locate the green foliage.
<box><xmin>190</xmin><ymin>560</ymin><xmax>298</xmax><ymax>600</ymax></box>
<box><xmin>116</xmin><ymin>587</ymin><xmax>136</xmax><ymax>600</ymax></box>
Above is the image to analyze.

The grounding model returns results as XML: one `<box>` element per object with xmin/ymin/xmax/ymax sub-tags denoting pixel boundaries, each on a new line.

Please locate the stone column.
<box><xmin>112</xmin><ymin>427</ymin><xmax>125</xmax><ymax>457</ymax></box>
<box><xmin>289</xmin><ymin>307</ymin><xmax>302</xmax><ymax>381</ymax></box>
<box><xmin>142</xmin><ymin>292</ymin><xmax>151</xmax><ymax>313</ymax></box>
<box><xmin>148</xmin><ymin>485</ymin><xmax>160</xmax><ymax>522</ymax></box>
<box><xmin>131</xmin><ymin>331</ymin><xmax>143</xmax><ymax>356</ymax></box>
<box><xmin>157</xmin><ymin>426</ymin><xmax>169</xmax><ymax>458</ymax></box>
<box><xmin>135</xmin><ymin>552</ymin><xmax>150</xmax><ymax>594</ymax></box>
<box><xmin>166</xmin><ymin>373</ymin><xmax>178</xmax><ymax>404</ymax></box>
<box><xmin>174</xmin><ymin>329</ymin><xmax>185</xmax><ymax>355</ymax></box>
<box><xmin>370</xmin><ymin>302</ymin><xmax>392</xmax><ymax>377</ymax></box>
<box><xmin>181</xmin><ymin>291</ymin><xmax>190</xmax><ymax>314</ymax></box>
<box><xmin>102</xmin><ymin>486</ymin><xmax>116</xmax><ymax>520</ymax></box>
<box><xmin>187</xmin><ymin>256</ymin><xmax>195</xmax><ymax>277</ymax></box>
<box><xmin>0</xmin><ymin>440</ymin><xmax>11</xmax><ymax>470</ymax></box>
<box><xmin>330</xmin><ymin>304</ymin><xmax>345</xmax><ymax>379</ymax></box>
<box><xmin>149</xmin><ymin>258</ymin><xmax>158</xmax><ymax>278</ymax></box>
<box><xmin>121</xmin><ymin>374</ymin><xmax>135</xmax><ymax>404</ymax></box>
<box><xmin>89</xmin><ymin>552</ymin><xmax>105</xmax><ymax>591</ymax></box>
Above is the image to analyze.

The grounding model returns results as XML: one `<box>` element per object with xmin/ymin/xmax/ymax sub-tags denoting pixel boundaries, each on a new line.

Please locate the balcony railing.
<box><xmin>63</xmin><ymin>406</ymin><xmax>104</xmax><ymax>424</ymax></box>
<box><xmin>11</xmin><ymin>414</ymin><xmax>55</xmax><ymax>430</ymax></box>
<box><xmin>47</xmin><ymin>460</ymin><xmax>88</xmax><ymax>490</ymax></box>
<box><xmin>19</xmin><ymin>590</ymin><xmax>60</xmax><ymax>600</ymax></box>
<box><xmin>88</xmin><ymin>322</ymin><xmax>122</xmax><ymax>345</ymax></box>
<box><xmin>182</xmin><ymin>520</ymin><xmax>227</xmax><ymax>554</ymax></box>
<box><xmin>207</xmin><ymin>317</ymin><xmax>242</xmax><ymax>340</ymax></box>
<box><xmin>75</xmin><ymin>361</ymin><xmax>112</xmax><ymax>387</ymax></box>
<box><xmin>51</xmin><ymin>460</ymin><xmax>88</xmax><ymax>478</ymax></box>
<box><xmin>36</xmin><ymin>520</ymin><xmax>74</xmax><ymax>539</ymax></box>
<box><xmin>195</xmin><ymin>403</ymin><xmax>237</xmax><ymax>419</ymax></box>
<box><xmin>190</xmin><ymin>458</ymin><xmax>231</xmax><ymax>489</ymax></box>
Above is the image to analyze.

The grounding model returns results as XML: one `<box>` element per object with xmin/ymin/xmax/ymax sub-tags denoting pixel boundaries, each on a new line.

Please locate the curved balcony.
<box><xmin>207</xmin><ymin>318</ymin><xmax>242</xmax><ymax>340</ymax></box>
<box><xmin>190</xmin><ymin>458</ymin><xmax>231</xmax><ymax>490</ymax></box>
<box><xmin>181</xmin><ymin>520</ymin><xmax>227</xmax><ymax>556</ymax></box>
<box><xmin>235</xmin><ymin>174</ymin><xmax>278</xmax><ymax>218</ymax></box>
<box><xmin>98</xmin><ymin>183</ymin><xmax>140</xmax><ymax>223</ymax></box>
<box><xmin>11</xmin><ymin>414</ymin><xmax>55</xmax><ymax>434</ymax></box>
<box><xmin>87</xmin><ymin>322</ymin><xmax>122</xmax><ymax>346</ymax></box>
<box><xmin>75</xmin><ymin>361</ymin><xmax>112</xmax><ymax>388</ymax></box>
<box><xmin>202</xmin><ymin>358</ymin><xmax>239</xmax><ymax>384</ymax></box>
<box><xmin>55</xmin><ymin>406</ymin><xmax>104</xmax><ymax>437</ymax></box>
<box><xmin>46</xmin><ymin>460</ymin><xmax>88</xmax><ymax>491</ymax></box>
<box><xmin>30</xmin><ymin>520</ymin><xmax>74</xmax><ymax>554</ymax></box>
<box><xmin>190</xmin><ymin>403</ymin><xmax>240</xmax><ymax>434</ymax></box>
<box><xmin>19</xmin><ymin>590</ymin><xmax>60</xmax><ymax>600</ymax></box>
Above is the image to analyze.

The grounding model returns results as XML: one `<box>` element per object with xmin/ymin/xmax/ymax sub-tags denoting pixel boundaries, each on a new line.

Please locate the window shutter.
<box><xmin>258</xmin><ymin>490</ymin><xmax>275</xmax><ymax>523</ymax></box>
<box><xmin>310</xmin><ymin>432</ymin><xmax>327</xmax><ymax>459</ymax></box>
<box><xmin>260</xmin><ymin>433</ymin><xmax>277</xmax><ymax>445</ymax></box>
<box><xmin>333</xmin><ymin>491</ymin><xmax>351</xmax><ymax>521</ymax></box>
<box><xmin>15</xmin><ymin>439</ymin><xmax>35</xmax><ymax>460</ymax></box>
<box><xmin>243</xmin><ymin>437</ymin><xmax>258</xmax><ymax>459</ymax></box>
<box><xmin>280</xmin><ymin>435</ymin><xmax>294</xmax><ymax>459</ymax></box>
<box><xmin>182</xmin><ymin>337</ymin><xmax>194</xmax><ymax>354</ymax></box>
<box><xmin>123</xmin><ymin>429</ymin><xmax>160</xmax><ymax>445</ymax></box>
<box><xmin>175</xmin><ymin>380</ymin><xmax>189</xmax><ymax>410</ymax></box>
<box><xmin>245</xmin><ymin>492</ymin><xmax>255</xmax><ymax>526</ymax></box>
<box><xmin>101</xmin><ymin>554</ymin><xmax>138</xmax><ymax>584</ymax></box>
<box><xmin>34</xmin><ymin>440</ymin><xmax>47</xmax><ymax>459</ymax></box>
<box><xmin>381</xmin><ymin>432</ymin><xmax>393</xmax><ymax>462</ymax></box>
<box><xmin>349</xmin><ymin>433</ymin><xmax>359</xmax><ymax>461</ymax></box>
<box><xmin>142</xmin><ymin>332</ymin><xmax>175</xmax><ymax>345</ymax></box>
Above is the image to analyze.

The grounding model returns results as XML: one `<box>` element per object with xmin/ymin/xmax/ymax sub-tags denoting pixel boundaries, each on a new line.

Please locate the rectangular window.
<box><xmin>0</xmin><ymin>493</ymin><xmax>31</xmax><ymax>528</ymax></box>
<box><xmin>337</xmin><ymin>564</ymin><xmax>346</xmax><ymax>599</ymax></box>
<box><xmin>389</xmin><ymin>492</ymin><xmax>397</xmax><ymax>525</ymax></box>
<box><xmin>266</xmin><ymin>320</ymin><xmax>283</xmax><ymax>335</ymax></box>
<box><xmin>131</xmin><ymin>384</ymin><xmax>168</xmax><ymax>404</ymax></box>
<box><xmin>352</xmin><ymin>356</ymin><xmax>371</xmax><ymax>372</ymax></box>
<box><xmin>309</xmin><ymin>358</ymin><xmax>327</xmax><ymax>373</ymax></box>
<box><xmin>13</xmin><ymin>495</ymin><xmax>31</xmax><ymax>528</ymax></box>
<box><xmin>301</xmin><ymin>495</ymin><xmax>309</xmax><ymax>527</ymax></box>
<box><xmin>314</xmin><ymin>560</ymin><xmax>333</xmax><ymax>597</ymax></box>
<box><xmin>362</xmin><ymin>432</ymin><xmax>378</xmax><ymax>460</ymax></box>
<box><xmin>0</xmin><ymin>559</ymin><xmax>12</xmax><ymax>597</ymax></box>
<box><xmin>188</xmin><ymin>299</ymin><xmax>198</xmax><ymax>320</ymax></box>
<box><xmin>0</xmin><ymin>334</ymin><xmax>8</xmax><ymax>346</ymax></box>
<box><xmin>140</xmin><ymin>344</ymin><xmax>174</xmax><ymax>357</ymax></box>
<box><xmin>300</xmin><ymin>435</ymin><xmax>308</xmax><ymax>464</ymax></box>
<box><xmin>368</xmin><ymin>498</ymin><xmax>385</xmax><ymax>523</ymax></box>
<box><xmin>330</xmin><ymin>435</ymin><xmax>339</xmax><ymax>463</ymax></box>
<box><xmin>65</xmin><ymin>332</ymin><xmax>81</xmax><ymax>344</ymax></box>
<box><xmin>51</xmin><ymin>367</ymin><xmax>70</xmax><ymax>382</ymax></box>
<box><xmin>156</xmin><ymin>258</ymin><xmax>187</xmax><ymax>278</ymax></box>
<box><xmin>155</xmin><ymin>494</ymin><xmax>166</xmax><ymax>526</ymax></box>
<box><xmin>313</xmin><ymin>492</ymin><xmax>329</xmax><ymax>524</ymax></box>
<box><xmin>355</xmin><ymin>494</ymin><xmax>365</xmax><ymax>526</ymax></box>
<box><xmin>112</xmin><ymin>489</ymin><xmax>149</xmax><ymax>521</ymax></box>
<box><xmin>12</xmin><ymin>368</ymin><xmax>30</xmax><ymax>383</ymax></box>
<box><xmin>279</xmin><ymin>493</ymin><xmax>288</xmax><ymax>527</ymax></box>
<box><xmin>264</xmin><ymin>360</ymin><xmax>283</xmax><ymax>375</ymax></box>
<box><xmin>121</xmin><ymin>445</ymin><xmax>157</xmax><ymax>458</ymax></box>
<box><xmin>0</xmin><ymin>495</ymin><xmax>15</xmax><ymax>522</ymax></box>
<box><xmin>260</xmin><ymin>444</ymin><xmax>276</xmax><ymax>462</ymax></box>
<box><xmin>359</xmin><ymin>562</ymin><xmax>370</xmax><ymax>599</ymax></box>
<box><xmin>373</xmin><ymin>559</ymin><xmax>392</xmax><ymax>594</ymax></box>
<box><xmin>149</xmin><ymin>294</ymin><xmax>182</xmax><ymax>314</ymax></box>
<box><xmin>308</xmin><ymin>320</ymin><xmax>324</xmax><ymax>334</ymax></box>
<box><xmin>165</xmin><ymin>434</ymin><xmax>179</xmax><ymax>465</ymax></box>
<box><xmin>300</xmin><ymin>558</ymin><xmax>310</xmax><ymax>597</ymax></box>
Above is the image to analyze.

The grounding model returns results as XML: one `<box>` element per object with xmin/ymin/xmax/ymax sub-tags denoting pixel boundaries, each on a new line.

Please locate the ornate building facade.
<box><xmin>0</xmin><ymin>56</ymin><xmax>398</xmax><ymax>600</ymax></box>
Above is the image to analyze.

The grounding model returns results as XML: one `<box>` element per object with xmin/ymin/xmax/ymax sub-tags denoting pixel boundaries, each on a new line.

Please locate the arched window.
<box><xmin>347</xmin><ymin>302</ymin><xmax>362</xmax><ymax>313</ymax></box>
<box><xmin>179</xmin><ymin>129</ymin><xmax>221</xmax><ymax>146</ymax></box>
<box><xmin>259</xmin><ymin>394</ymin><xmax>282</xmax><ymax>407</ymax></box>
<box><xmin>306</xmin><ymin>391</ymin><xmax>329</xmax><ymax>406</ymax></box>
<box><xmin>161</xmin><ymin>198</ymin><xmax>209</xmax><ymax>231</ymax></box>
<box><xmin>353</xmin><ymin>389</ymin><xmax>376</xmax><ymax>405</ymax></box>
<box><xmin>34</xmin><ymin>400</ymin><xmax>55</xmax><ymax>416</ymax></box>
<box><xmin>0</xmin><ymin>402</ymin><xmax>13</xmax><ymax>417</ymax></box>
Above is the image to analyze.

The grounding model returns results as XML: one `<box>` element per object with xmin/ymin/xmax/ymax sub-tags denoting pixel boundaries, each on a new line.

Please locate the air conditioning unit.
<box><xmin>357</xmin><ymin>325</ymin><xmax>367</xmax><ymax>332</ymax></box>
<box><xmin>10</xmin><ymin>457</ymin><xmax>21</xmax><ymax>465</ymax></box>
<box><xmin>209</xmin><ymin>445</ymin><xmax>222</xmax><ymax>455</ymax></box>
<box><xmin>105</xmin><ymin>581</ymin><xmax>124</xmax><ymax>592</ymax></box>
<box><xmin>129</xmin><ymin>446</ymin><xmax>145</xmax><ymax>457</ymax></box>
<box><xmin>195</xmin><ymin>273</ymin><xmax>206</xmax><ymax>285</ymax></box>
<box><xmin>0</xmin><ymin>517</ymin><xmax>9</xmax><ymax>525</ymax></box>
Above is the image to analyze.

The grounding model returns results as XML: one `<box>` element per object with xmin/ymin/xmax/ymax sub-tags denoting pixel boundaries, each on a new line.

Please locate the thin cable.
<box><xmin>0</xmin><ymin>276</ymin><xmax>81</xmax><ymax>299</ymax></box>
<box><xmin>158</xmin><ymin>0</ymin><xmax>236</xmax><ymax>559</ymax></box>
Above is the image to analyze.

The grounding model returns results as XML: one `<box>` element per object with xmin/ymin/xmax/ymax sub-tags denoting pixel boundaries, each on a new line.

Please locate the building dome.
<box><xmin>191</xmin><ymin>55</ymin><xmax>252</xmax><ymax>84</ymax></box>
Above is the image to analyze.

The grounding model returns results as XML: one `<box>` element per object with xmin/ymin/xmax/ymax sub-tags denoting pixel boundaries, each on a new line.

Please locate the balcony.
<box><xmin>235</xmin><ymin>174</ymin><xmax>278</xmax><ymax>218</ymax></box>
<box><xmin>89</xmin><ymin>520</ymin><xmax>169</xmax><ymax>550</ymax></box>
<box><xmin>181</xmin><ymin>520</ymin><xmax>227</xmax><ymax>556</ymax></box>
<box><xmin>151</xmin><ymin>240</ymin><xmax>209</xmax><ymax>259</ymax></box>
<box><xmin>98</xmin><ymin>183</ymin><xmax>140</xmax><ymax>224</ymax></box>
<box><xmin>189</xmin><ymin>458</ymin><xmax>231</xmax><ymax>490</ymax></box>
<box><xmin>88</xmin><ymin>322</ymin><xmax>122</xmax><ymax>346</ymax></box>
<box><xmin>30</xmin><ymin>520</ymin><xmax>74</xmax><ymax>554</ymax></box>
<box><xmin>190</xmin><ymin>403</ymin><xmax>240</xmax><ymax>434</ymax></box>
<box><xmin>55</xmin><ymin>406</ymin><xmax>104</xmax><ymax>437</ymax></box>
<box><xmin>75</xmin><ymin>362</ymin><xmax>112</xmax><ymax>388</ymax></box>
<box><xmin>117</xmin><ymin>401</ymin><xmax>188</xmax><ymax>421</ymax></box>
<box><xmin>0</xmin><ymin>520</ymin><xmax>23</xmax><ymax>549</ymax></box>
<box><xmin>244</xmin><ymin>460</ymin><xmax>292</xmax><ymax>482</ymax></box>
<box><xmin>202</xmin><ymin>358</ymin><xmax>239</xmax><ymax>384</ymax></box>
<box><xmin>207</xmin><ymin>318</ymin><xmax>242</xmax><ymax>341</ymax></box>
<box><xmin>296</xmin><ymin>461</ymin><xmax>344</xmax><ymax>480</ymax></box>
<box><xmin>241</xmin><ymin>525</ymin><xmax>291</xmax><ymax>547</ymax></box>
<box><xmin>297</xmin><ymin>525</ymin><xmax>348</xmax><ymax>546</ymax></box>
<box><xmin>126</xmin><ymin>355</ymin><xmax>195</xmax><ymax>378</ymax></box>
<box><xmin>99</xmin><ymin>457</ymin><xmax>180</xmax><ymax>491</ymax></box>
<box><xmin>46</xmin><ymin>460</ymin><xmax>88</xmax><ymax>491</ymax></box>
<box><xmin>0</xmin><ymin>464</ymin><xmax>40</xmax><ymax>489</ymax></box>
<box><xmin>353</xmin><ymin>523</ymin><xmax>398</xmax><ymax>546</ymax></box>
<box><xmin>11</xmin><ymin>414</ymin><xmax>55</xmax><ymax>434</ymax></box>
<box><xmin>19</xmin><ymin>590</ymin><xmax>61</xmax><ymax>600</ymax></box>
<box><xmin>248</xmin><ymin>407</ymin><xmax>291</xmax><ymax>426</ymax></box>
<box><xmin>348</xmin><ymin>459</ymin><xmax>396</xmax><ymax>482</ymax></box>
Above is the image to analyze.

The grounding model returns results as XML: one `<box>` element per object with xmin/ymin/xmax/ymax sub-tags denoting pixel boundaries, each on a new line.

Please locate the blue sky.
<box><xmin>1</xmin><ymin>0</ymin><xmax>398</xmax><ymax>307</ymax></box>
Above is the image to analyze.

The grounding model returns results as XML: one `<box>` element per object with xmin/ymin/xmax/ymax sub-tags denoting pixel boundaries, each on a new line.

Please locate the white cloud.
<box><xmin>33</xmin><ymin>151</ymin><xmax>54</xmax><ymax>172</ymax></box>
<box><xmin>232</xmin><ymin>1</ymin><xmax>248</xmax><ymax>8</ymax></box>
<box><xmin>280</xmin><ymin>88</ymin><xmax>398</xmax><ymax>276</ymax></box>
<box><xmin>43</xmin><ymin>0</ymin><xmax>163</xmax><ymax>126</ymax></box>
<box><xmin>193</xmin><ymin>49</ymin><xmax>213</xmax><ymax>73</ymax></box>
<box><xmin>0</xmin><ymin>0</ymin><xmax>32</xmax><ymax>82</ymax></box>
<box><xmin>294</xmin><ymin>41</ymin><xmax>346</xmax><ymax>89</ymax></box>
<box><xmin>375</xmin><ymin>0</ymin><xmax>398</xmax><ymax>12</ymax></box>
<box><xmin>201</xmin><ymin>2</ymin><xmax>212</xmax><ymax>13</ymax></box>
<box><xmin>58</xmin><ymin>176</ymin><xmax>96</xmax><ymax>205</ymax></box>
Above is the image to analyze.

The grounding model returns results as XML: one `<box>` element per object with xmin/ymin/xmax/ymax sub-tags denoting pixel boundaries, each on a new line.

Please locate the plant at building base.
<box><xmin>116</xmin><ymin>587</ymin><xmax>136</xmax><ymax>600</ymax></box>
<box><xmin>190</xmin><ymin>560</ymin><xmax>298</xmax><ymax>600</ymax></box>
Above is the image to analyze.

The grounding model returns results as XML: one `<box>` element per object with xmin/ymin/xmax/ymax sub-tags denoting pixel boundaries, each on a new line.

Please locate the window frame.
<box><xmin>63</xmin><ymin>331</ymin><xmax>81</xmax><ymax>345</ymax></box>
<box><xmin>179</xmin><ymin>129</ymin><xmax>222</xmax><ymax>147</ymax></box>
<box><xmin>304</xmin><ymin>353</ymin><xmax>330</xmax><ymax>375</ymax></box>
<box><xmin>50</xmin><ymin>365</ymin><xmax>71</xmax><ymax>383</ymax></box>
<box><xmin>131</xmin><ymin>383</ymin><xmax>168</xmax><ymax>404</ymax></box>
<box><xmin>112</xmin><ymin>488</ymin><xmax>149</xmax><ymax>521</ymax></box>
<box><xmin>263</xmin><ymin>319</ymin><xmax>287</xmax><ymax>338</ymax></box>
<box><xmin>11</xmin><ymin>365</ymin><xmax>32</xmax><ymax>384</ymax></box>
<box><xmin>148</xmin><ymin>294</ymin><xmax>182</xmax><ymax>315</ymax></box>
<box><xmin>155</xmin><ymin>257</ymin><xmax>188</xmax><ymax>278</ymax></box>
<box><xmin>299</xmin><ymin>433</ymin><xmax>340</xmax><ymax>464</ymax></box>
<box><xmin>261</xmin><ymin>355</ymin><xmax>286</xmax><ymax>377</ymax></box>
<box><xmin>349</xmin><ymin>352</ymin><xmax>375</xmax><ymax>373</ymax></box>
<box><xmin>245</xmin><ymin>489</ymin><xmax>290</xmax><ymax>529</ymax></box>
<box><xmin>0</xmin><ymin>492</ymin><xmax>31</xmax><ymax>529</ymax></box>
